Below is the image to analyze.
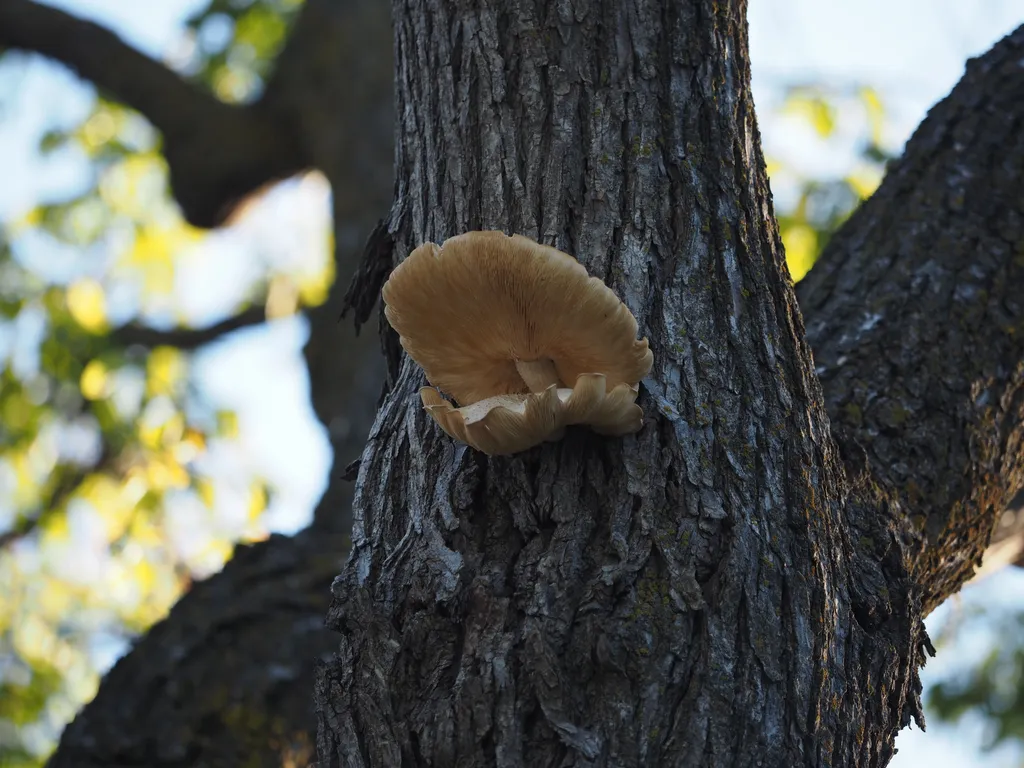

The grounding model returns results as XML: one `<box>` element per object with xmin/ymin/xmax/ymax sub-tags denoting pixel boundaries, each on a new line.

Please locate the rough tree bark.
<box><xmin>0</xmin><ymin>0</ymin><xmax>1018</xmax><ymax>764</ymax></box>
<box><xmin>796</xmin><ymin>40</ymin><xmax>1024</xmax><ymax>611</ymax></box>
<box><xmin>316</xmin><ymin>4</ymin><xmax>1024</xmax><ymax>768</ymax></box>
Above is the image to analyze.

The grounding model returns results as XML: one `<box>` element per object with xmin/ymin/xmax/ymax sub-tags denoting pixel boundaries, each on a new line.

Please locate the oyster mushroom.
<box><xmin>382</xmin><ymin>231</ymin><xmax>653</xmax><ymax>454</ymax></box>
<box><xmin>421</xmin><ymin>375</ymin><xmax>644</xmax><ymax>456</ymax></box>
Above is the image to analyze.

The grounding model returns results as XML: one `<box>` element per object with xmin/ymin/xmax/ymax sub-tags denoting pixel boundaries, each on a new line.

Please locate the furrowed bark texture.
<box><xmin>797</xmin><ymin>25</ymin><xmax>1024</xmax><ymax>612</ymax></box>
<box><xmin>317</xmin><ymin>1</ymin><xmax>927</xmax><ymax>765</ymax></box>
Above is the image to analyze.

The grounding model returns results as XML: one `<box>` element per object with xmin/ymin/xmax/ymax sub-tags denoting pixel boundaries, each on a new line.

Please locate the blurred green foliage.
<box><xmin>183</xmin><ymin>0</ymin><xmax>303</xmax><ymax>102</ymax></box>
<box><xmin>768</xmin><ymin>84</ymin><xmax>893</xmax><ymax>281</ymax></box>
<box><xmin>0</xmin><ymin>102</ymin><xmax>269</xmax><ymax>768</ymax></box>
<box><xmin>0</xmin><ymin>0</ymin><xmax>317</xmax><ymax>763</ymax></box>
<box><xmin>927</xmin><ymin>603</ymin><xmax>1024</xmax><ymax>752</ymax></box>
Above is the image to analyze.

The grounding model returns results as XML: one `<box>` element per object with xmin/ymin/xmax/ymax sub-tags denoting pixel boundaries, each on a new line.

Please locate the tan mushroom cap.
<box><xmin>421</xmin><ymin>373</ymin><xmax>643</xmax><ymax>456</ymax></box>
<box><xmin>383</xmin><ymin>231</ymin><xmax>653</xmax><ymax>405</ymax></box>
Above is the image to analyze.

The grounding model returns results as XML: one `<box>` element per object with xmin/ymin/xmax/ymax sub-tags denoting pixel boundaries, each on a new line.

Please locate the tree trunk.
<box><xmin>315</xmin><ymin>1</ymin><xmax>979</xmax><ymax>765</ymax></box>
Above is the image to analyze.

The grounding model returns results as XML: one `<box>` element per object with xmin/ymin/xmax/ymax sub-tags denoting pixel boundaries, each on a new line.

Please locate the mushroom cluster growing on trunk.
<box><xmin>382</xmin><ymin>231</ymin><xmax>653</xmax><ymax>455</ymax></box>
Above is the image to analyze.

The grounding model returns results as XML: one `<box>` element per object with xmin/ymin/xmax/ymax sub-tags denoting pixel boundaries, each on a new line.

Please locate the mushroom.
<box><xmin>421</xmin><ymin>375</ymin><xmax>643</xmax><ymax>456</ymax></box>
<box><xmin>382</xmin><ymin>231</ymin><xmax>653</xmax><ymax>455</ymax></box>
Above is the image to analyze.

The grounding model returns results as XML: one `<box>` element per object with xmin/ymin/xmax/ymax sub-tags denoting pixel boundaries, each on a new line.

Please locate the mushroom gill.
<box><xmin>420</xmin><ymin>374</ymin><xmax>642</xmax><ymax>457</ymax></box>
<box><xmin>383</xmin><ymin>231</ymin><xmax>654</xmax><ymax>454</ymax></box>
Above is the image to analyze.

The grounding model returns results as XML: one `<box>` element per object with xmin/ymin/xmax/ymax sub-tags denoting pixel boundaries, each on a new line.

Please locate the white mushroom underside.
<box><xmin>420</xmin><ymin>372</ymin><xmax>643</xmax><ymax>456</ymax></box>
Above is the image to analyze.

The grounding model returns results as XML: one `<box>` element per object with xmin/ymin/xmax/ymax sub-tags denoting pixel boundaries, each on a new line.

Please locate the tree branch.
<box><xmin>111</xmin><ymin>306</ymin><xmax>267</xmax><ymax>350</ymax></box>
<box><xmin>0</xmin><ymin>514</ymin><xmax>40</xmax><ymax>550</ymax></box>
<box><xmin>0</xmin><ymin>0</ymin><xmax>310</xmax><ymax>228</ymax></box>
<box><xmin>798</xmin><ymin>24</ymin><xmax>1024</xmax><ymax>610</ymax></box>
<box><xmin>47</xmin><ymin>528</ymin><xmax>348</xmax><ymax>768</ymax></box>
<box><xmin>0</xmin><ymin>0</ymin><xmax>208</xmax><ymax>135</ymax></box>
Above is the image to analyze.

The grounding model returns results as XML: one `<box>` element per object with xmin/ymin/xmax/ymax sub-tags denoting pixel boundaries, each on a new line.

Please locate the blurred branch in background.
<box><xmin>970</xmin><ymin>491</ymin><xmax>1024</xmax><ymax>582</ymax></box>
<box><xmin>0</xmin><ymin>0</ymin><xmax>310</xmax><ymax>229</ymax></box>
<box><xmin>111</xmin><ymin>306</ymin><xmax>267</xmax><ymax>350</ymax></box>
<box><xmin>0</xmin><ymin>0</ymin><xmax>211</xmax><ymax>120</ymax></box>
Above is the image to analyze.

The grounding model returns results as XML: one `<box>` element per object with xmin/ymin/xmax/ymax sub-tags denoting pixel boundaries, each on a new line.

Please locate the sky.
<box><xmin>1</xmin><ymin>0</ymin><xmax>1023</xmax><ymax>765</ymax></box>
